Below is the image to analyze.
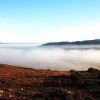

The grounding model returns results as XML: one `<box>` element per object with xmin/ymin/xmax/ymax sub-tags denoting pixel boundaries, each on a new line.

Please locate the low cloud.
<box><xmin>0</xmin><ymin>46</ymin><xmax>100</xmax><ymax>71</ymax></box>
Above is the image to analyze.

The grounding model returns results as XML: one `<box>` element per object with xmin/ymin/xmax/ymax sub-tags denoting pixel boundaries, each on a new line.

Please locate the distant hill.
<box><xmin>41</xmin><ymin>39</ymin><xmax>100</xmax><ymax>47</ymax></box>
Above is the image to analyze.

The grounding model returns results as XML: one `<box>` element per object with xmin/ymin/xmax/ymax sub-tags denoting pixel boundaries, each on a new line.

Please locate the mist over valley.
<box><xmin>0</xmin><ymin>42</ymin><xmax>100</xmax><ymax>71</ymax></box>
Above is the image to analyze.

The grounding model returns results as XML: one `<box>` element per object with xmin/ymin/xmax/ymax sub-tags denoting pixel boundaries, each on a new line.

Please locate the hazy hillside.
<box><xmin>41</xmin><ymin>39</ymin><xmax>100</xmax><ymax>47</ymax></box>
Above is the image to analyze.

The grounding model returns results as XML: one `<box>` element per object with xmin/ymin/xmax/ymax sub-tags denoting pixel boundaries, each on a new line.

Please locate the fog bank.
<box><xmin>0</xmin><ymin>45</ymin><xmax>100</xmax><ymax>70</ymax></box>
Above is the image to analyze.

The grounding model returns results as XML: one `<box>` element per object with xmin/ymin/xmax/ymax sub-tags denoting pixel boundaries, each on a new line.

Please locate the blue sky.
<box><xmin>0</xmin><ymin>0</ymin><xmax>100</xmax><ymax>43</ymax></box>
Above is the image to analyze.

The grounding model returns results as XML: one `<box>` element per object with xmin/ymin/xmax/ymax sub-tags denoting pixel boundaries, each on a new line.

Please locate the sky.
<box><xmin>0</xmin><ymin>0</ymin><xmax>100</xmax><ymax>43</ymax></box>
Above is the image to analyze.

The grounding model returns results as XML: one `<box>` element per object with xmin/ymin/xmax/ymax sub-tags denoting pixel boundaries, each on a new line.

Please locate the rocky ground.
<box><xmin>0</xmin><ymin>64</ymin><xmax>100</xmax><ymax>100</ymax></box>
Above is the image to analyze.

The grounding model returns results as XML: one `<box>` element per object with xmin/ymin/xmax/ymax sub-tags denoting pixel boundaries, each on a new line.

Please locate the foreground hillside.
<box><xmin>0</xmin><ymin>64</ymin><xmax>100</xmax><ymax>100</ymax></box>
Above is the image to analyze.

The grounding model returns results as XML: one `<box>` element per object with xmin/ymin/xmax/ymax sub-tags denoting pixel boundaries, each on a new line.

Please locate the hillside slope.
<box><xmin>41</xmin><ymin>39</ymin><xmax>100</xmax><ymax>47</ymax></box>
<box><xmin>0</xmin><ymin>64</ymin><xmax>100</xmax><ymax>100</ymax></box>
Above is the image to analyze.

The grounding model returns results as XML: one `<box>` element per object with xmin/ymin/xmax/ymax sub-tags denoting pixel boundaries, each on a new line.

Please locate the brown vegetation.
<box><xmin>0</xmin><ymin>64</ymin><xmax>100</xmax><ymax>100</ymax></box>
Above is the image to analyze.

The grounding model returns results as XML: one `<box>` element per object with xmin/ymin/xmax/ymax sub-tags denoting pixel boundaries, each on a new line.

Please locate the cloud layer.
<box><xmin>0</xmin><ymin>46</ymin><xmax>100</xmax><ymax>71</ymax></box>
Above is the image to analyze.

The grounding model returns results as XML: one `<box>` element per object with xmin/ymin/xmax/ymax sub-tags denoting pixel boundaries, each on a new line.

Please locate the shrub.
<box><xmin>88</xmin><ymin>67</ymin><xmax>96</xmax><ymax>73</ymax></box>
<box><xmin>71</xmin><ymin>72</ymin><xmax>84</xmax><ymax>86</ymax></box>
<box><xmin>69</xmin><ymin>70</ymin><xmax>76</xmax><ymax>73</ymax></box>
